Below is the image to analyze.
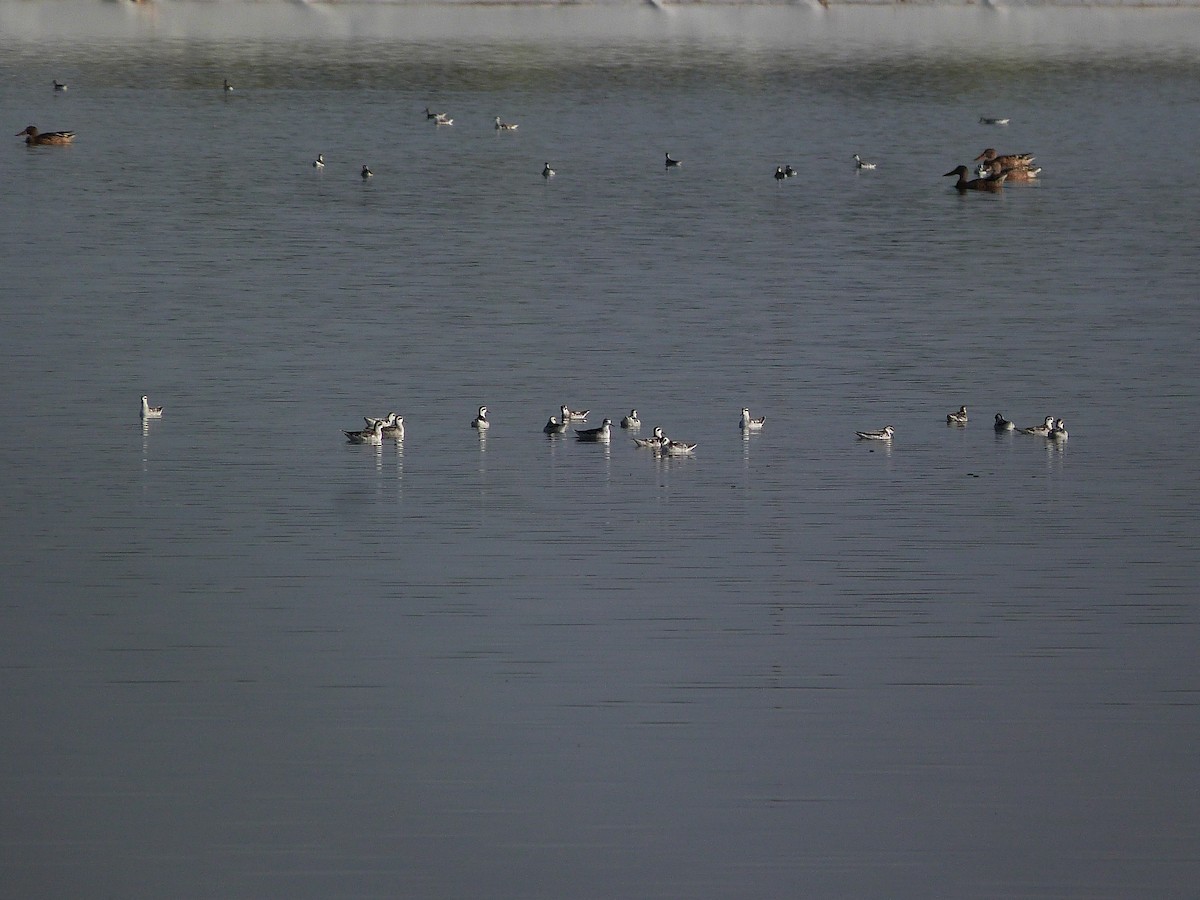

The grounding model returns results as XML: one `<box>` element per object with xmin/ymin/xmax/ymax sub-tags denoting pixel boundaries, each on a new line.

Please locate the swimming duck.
<box><xmin>633</xmin><ymin>426</ymin><xmax>666</xmax><ymax>448</ymax></box>
<box><xmin>542</xmin><ymin>162</ymin><xmax>556</xmax><ymax>178</ymax></box>
<box><xmin>853</xmin><ymin>153</ymin><xmax>877</xmax><ymax>170</ymax></box>
<box><xmin>140</xmin><ymin>395</ymin><xmax>163</xmax><ymax>419</ymax></box>
<box><xmin>994</xmin><ymin>413</ymin><xmax>1015</xmax><ymax>432</ymax></box>
<box><xmin>560</xmin><ymin>405</ymin><xmax>589</xmax><ymax>422</ymax></box>
<box><xmin>344</xmin><ymin>419</ymin><xmax>384</xmax><ymax>445</ymax></box>
<box><xmin>856</xmin><ymin>425</ymin><xmax>894</xmax><ymax>441</ymax></box>
<box><xmin>471</xmin><ymin>405</ymin><xmax>490</xmax><ymax>430</ymax></box>
<box><xmin>620</xmin><ymin>409</ymin><xmax>641</xmax><ymax>429</ymax></box>
<box><xmin>16</xmin><ymin>125</ymin><xmax>75</xmax><ymax>145</ymax></box>
<box><xmin>978</xmin><ymin>117</ymin><xmax>1010</xmax><ymax>126</ymax></box>
<box><xmin>974</xmin><ymin>148</ymin><xmax>1035</xmax><ymax>169</ymax></box>
<box><xmin>576</xmin><ymin>418</ymin><xmax>613</xmax><ymax>442</ymax></box>
<box><xmin>665</xmin><ymin>152</ymin><xmax>681</xmax><ymax>168</ymax></box>
<box><xmin>53</xmin><ymin>80</ymin><xmax>67</xmax><ymax>92</ymax></box>
<box><xmin>978</xmin><ymin>159</ymin><xmax>1041</xmax><ymax>181</ymax></box>
<box><xmin>944</xmin><ymin>165</ymin><xmax>1005</xmax><ymax>192</ymax></box>
<box><xmin>312</xmin><ymin>153</ymin><xmax>325</xmax><ymax>169</ymax></box>
<box><xmin>947</xmin><ymin>405</ymin><xmax>968</xmax><ymax>425</ymax></box>
<box><xmin>1019</xmin><ymin>415</ymin><xmax>1056</xmax><ymax>436</ymax></box>
<box><xmin>361</xmin><ymin>165</ymin><xmax>373</xmax><ymax>179</ymax></box>
<box><xmin>1047</xmin><ymin>418</ymin><xmax>1069</xmax><ymax>440</ymax></box>
<box><xmin>544</xmin><ymin>416</ymin><xmax>568</xmax><ymax>435</ymax></box>
<box><xmin>740</xmin><ymin>408</ymin><xmax>766</xmax><ymax>430</ymax></box>
<box><xmin>494</xmin><ymin>116</ymin><xmax>518</xmax><ymax>130</ymax></box>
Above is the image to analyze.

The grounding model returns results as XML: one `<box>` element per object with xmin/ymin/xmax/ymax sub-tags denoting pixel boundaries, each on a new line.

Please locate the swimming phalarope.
<box><xmin>774</xmin><ymin>166</ymin><xmax>787</xmax><ymax>181</ymax></box>
<box><xmin>434</xmin><ymin>116</ymin><xmax>453</xmax><ymax>126</ymax></box>
<box><xmin>312</xmin><ymin>153</ymin><xmax>325</xmax><ymax>169</ymax></box>
<box><xmin>665</xmin><ymin>152</ymin><xmax>681</xmax><ymax>168</ymax></box>
<box><xmin>471</xmin><ymin>405</ymin><xmax>490</xmax><ymax>430</ymax></box>
<box><xmin>855</xmin><ymin>425</ymin><xmax>894</xmax><ymax>441</ymax></box>
<box><xmin>140</xmin><ymin>395</ymin><xmax>164</xmax><ymax>419</ymax></box>
<box><xmin>425</xmin><ymin>107</ymin><xmax>451</xmax><ymax>123</ymax></box>
<box><xmin>853</xmin><ymin>153</ymin><xmax>877</xmax><ymax>170</ymax></box>
<box><xmin>633</xmin><ymin>426</ymin><xmax>666</xmax><ymax>448</ymax></box>
<box><xmin>575</xmin><ymin>418</ymin><xmax>613</xmax><ymax>442</ymax></box>
<box><xmin>740</xmin><ymin>408</ymin><xmax>766</xmax><ymax>430</ymax></box>
<box><xmin>560</xmin><ymin>405</ymin><xmax>589</xmax><ymax>422</ymax></box>
<box><xmin>344</xmin><ymin>419</ymin><xmax>384</xmax><ymax>445</ymax></box>
<box><xmin>994</xmin><ymin>413</ymin><xmax>1015</xmax><ymax>432</ymax></box>
<box><xmin>1047</xmin><ymin>418</ymin><xmax>1069</xmax><ymax>440</ymax></box>
<box><xmin>381</xmin><ymin>416</ymin><xmax>404</xmax><ymax>440</ymax></box>
<box><xmin>1019</xmin><ymin>415</ymin><xmax>1055</xmax><ymax>436</ymax></box>
<box><xmin>53</xmin><ymin>80</ymin><xmax>67</xmax><ymax>92</ymax></box>
<box><xmin>784</xmin><ymin>164</ymin><xmax>797</xmax><ymax>178</ymax></box>
<box><xmin>946</xmin><ymin>405</ymin><xmax>969</xmax><ymax>425</ymax></box>
<box><xmin>544</xmin><ymin>416</ymin><xmax>568</xmax><ymax>435</ymax></box>
<box><xmin>620</xmin><ymin>409</ymin><xmax>641</xmax><ymax>429</ymax></box>
<box><xmin>223</xmin><ymin>79</ymin><xmax>234</xmax><ymax>93</ymax></box>
<box><xmin>361</xmin><ymin>165</ymin><xmax>373</xmax><ymax>179</ymax></box>
<box><xmin>494</xmin><ymin>116</ymin><xmax>518</xmax><ymax>130</ymax></box>
<box><xmin>979</xmin><ymin>117</ymin><xmax>1010</xmax><ymax>126</ymax></box>
<box><xmin>364</xmin><ymin>412</ymin><xmax>398</xmax><ymax>428</ymax></box>
<box><xmin>542</xmin><ymin>162</ymin><xmax>556</xmax><ymax>178</ymax></box>
<box><xmin>659</xmin><ymin>438</ymin><xmax>697</xmax><ymax>455</ymax></box>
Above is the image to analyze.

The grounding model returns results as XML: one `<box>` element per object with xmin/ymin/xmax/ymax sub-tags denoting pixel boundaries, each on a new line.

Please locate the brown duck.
<box><xmin>974</xmin><ymin>147</ymin><xmax>1034</xmax><ymax>169</ymax></box>
<box><xmin>16</xmin><ymin>125</ymin><xmax>75</xmax><ymax>145</ymax></box>
<box><xmin>979</xmin><ymin>159</ymin><xmax>1041</xmax><ymax>181</ymax></box>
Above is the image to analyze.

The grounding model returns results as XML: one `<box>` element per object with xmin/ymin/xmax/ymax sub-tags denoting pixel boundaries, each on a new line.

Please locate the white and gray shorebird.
<box><xmin>856</xmin><ymin>425</ymin><xmax>895</xmax><ymax>441</ymax></box>
<box><xmin>344</xmin><ymin>419</ymin><xmax>384</xmax><ymax>445</ymax></box>
<box><xmin>774</xmin><ymin>166</ymin><xmax>787</xmax><ymax>181</ymax></box>
<box><xmin>665</xmin><ymin>152</ymin><xmax>681</xmax><ymax>168</ymax></box>
<box><xmin>853</xmin><ymin>153</ymin><xmax>877</xmax><ymax>170</ymax></box>
<box><xmin>1047</xmin><ymin>418</ymin><xmax>1069</xmax><ymax>440</ymax></box>
<box><xmin>425</xmin><ymin>107</ymin><xmax>450</xmax><ymax>123</ymax></box>
<box><xmin>542</xmin><ymin>162</ymin><xmax>556</xmax><ymax>178</ymax></box>
<box><xmin>633</xmin><ymin>426</ymin><xmax>666</xmax><ymax>448</ymax></box>
<box><xmin>979</xmin><ymin>116</ymin><xmax>1010</xmax><ymax>126</ymax></box>
<box><xmin>947</xmin><ymin>405</ymin><xmax>969</xmax><ymax>425</ymax></box>
<box><xmin>740</xmin><ymin>407</ymin><xmax>766</xmax><ymax>430</ymax></box>
<box><xmin>1019</xmin><ymin>415</ymin><xmax>1055</xmax><ymax>436</ymax></box>
<box><xmin>659</xmin><ymin>437</ymin><xmax>697</xmax><ymax>455</ymax></box>
<box><xmin>620</xmin><ymin>409</ymin><xmax>640</xmax><ymax>429</ymax></box>
<box><xmin>223</xmin><ymin>78</ymin><xmax>234</xmax><ymax>93</ymax></box>
<box><xmin>544</xmin><ymin>416</ymin><xmax>568</xmax><ymax>435</ymax></box>
<box><xmin>312</xmin><ymin>153</ymin><xmax>325</xmax><ymax>169</ymax></box>
<box><xmin>494</xmin><ymin>116</ymin><xmax>518</xmax><ymax>131</ymax></box>
<box><xmin>560</xmin><ymin>404</ymin><xmax>589</xmax><ymax>422</ymax></box>
<box><xmin>381</xmin><ymin>415</ymin><xmax>404</xmax><ymax>440</ymax></box>
<box><xmin>575</xmin><ymin>418</ymin><xmax>613</xmax><ymax>442</ymax></box>
<box><xmin>53</xmin><ymin>80</ymin><xmax>67</xmax><ymax>92</ymax></box>
<box><xmin>361</xmin><ymin>165</ymin><xmax>373</xmax><ymax>179</ymax></box>
<box><xmin>471</xmin><ymin>405</ymin><xmax>490</xmax><ymax>430</ymax></box>
<box><xmin>364</xmin><ymin>412</ymin><xmax>399</xmax><ymax>429</ymax></box>
<box><xmin>140</xmin><ymin>395</ymin><xmax>163</xmax><ymax>419</ymax></box>
<box><xmin>994</xmin><ymin>412</ymin><xmax>1015</xmax><ymax>432</ymax></box>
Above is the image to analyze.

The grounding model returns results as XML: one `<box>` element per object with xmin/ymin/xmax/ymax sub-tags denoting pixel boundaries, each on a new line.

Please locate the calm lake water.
<box><xmin>2</xmin><ymin>4</ymin><xmax>1199</xmax><ymax>898</ymax></box>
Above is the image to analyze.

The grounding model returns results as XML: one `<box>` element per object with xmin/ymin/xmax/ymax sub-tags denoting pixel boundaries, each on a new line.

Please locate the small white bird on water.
<box><xmin>223</xmin><ymin>78</ymin><xmax>234</xmax><ymax>93</ymax></box>
<box><xmin>575</xmin><ymin>418</ymin><xmax>613</xmax><ymax>443</ymax></box>
<box><xmin>740</xmin><ymin>408</ymin><xmax>766</xmax><ymax>430</ymax></box>
<box><xmin>561</xmin><ymin>404</ymin><xmax>589</xmax><ymax>422</ymax></box>
<box><xmin>53</xmin><ymin>80</ymin><xmax>67</xmax><ymax>92</ymax></box>
<box><xmin>856</xmin><ymin>425</ymin><xmax>894</xmax><ymax>441</ymax></box>
<box><xmin>312</xmin><ymin>153</ymin><xmax>325</xmax><ymax>169</ymax></box>
<box><xmin>994</xmin><ymin>413</ymin><xmax>1015</xmax><ymax>432</ymax></box>
<box><xmin>665</xmin><ymin>152</ymin><xmax>681</xmax><ymax>168</ymax></box>
<box><xmin>361</xmin><ymin>165</ymin><xmax>373</xmax><ymax>179</ymax></box>
<box><xmin>853</xmin><ymin>153</ymin><xmax>877</xmax><ymax>170</ymax></box>
<box><xmin>1047</xmin><ymin>418</ymin><xmax>1069</xmax><ymax>440</ymax></box>
<box><xmin>947</xmin><ymin>405</ymin><xmax>968</xmax><ymax>425</ymax></box>
<box><xmin>471</xmin><ymin>405</ymin><xmax>490</xmax><ymax>430</ymax></box>
<box><xmin>140</xmin><ymin>395</ymin><xmax>163</xmax><ymax>419</ymax></box>
<box><xmin>1019</xmin><ymin>415</ymin><xmax>1055</xmax><ymax>436</ymax></box>
<box><xmin>542</xmin><ymin>162</ymin><xmax>556</xmax><ymax>178</ymax></box>
<box><xmin>544</xmin><ymin>416</ymin><xmax>568</xmax><ymax>435</ymax></box>
<box><xmin>621</xmin><ymin>409</ymin><xmax>641</xmax><ymax>429</ymax></box>
<box><xmin>633</xmin><ymin>426</ymin><xmax>666</xmax><ymax>449</ymax></box>
<box><xmin>344</xmin><ymin>419</ymin><xmax>384</xmax><ymax>445</ymax></box>
<box><xmin>494</xmin><ymin>116</ymin><xmax>518</xmax><ymax>130</ymax></box>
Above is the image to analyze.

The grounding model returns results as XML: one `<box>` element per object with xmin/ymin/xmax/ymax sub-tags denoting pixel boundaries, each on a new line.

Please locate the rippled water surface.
<box><xmin>2</xmin><ymin>5</ymin><xmax>1199</xmax><ymax>898</ymax></box>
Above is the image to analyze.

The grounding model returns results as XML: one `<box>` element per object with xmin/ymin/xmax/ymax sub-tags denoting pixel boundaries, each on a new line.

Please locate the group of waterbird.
<box><xmin>21</xmin><ymin>79</ymin><xmax>1029</xmax><ymax>194</ymax></box>
<box><xmin>944</xmin><ymin>147</ymin><xmax>1042</xmax><ymax>192</ymax></box>
<box><xmin>855</xmin><ymin>406</ymin><xmax>1069</xmax><ymax>443</ymax></box>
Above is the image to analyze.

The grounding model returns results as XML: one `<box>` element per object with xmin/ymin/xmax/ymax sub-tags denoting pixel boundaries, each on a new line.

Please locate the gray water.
<box><xmin>2</xmin><ymin>4</ymin><xmax>1199</xmax><ymax>898</ymax></box>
